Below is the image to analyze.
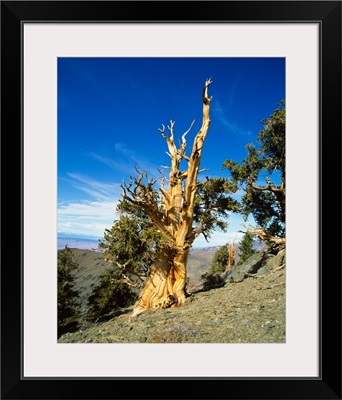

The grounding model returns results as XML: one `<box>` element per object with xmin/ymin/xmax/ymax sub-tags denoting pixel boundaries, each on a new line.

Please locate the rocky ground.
<box><xmin>58</xmin><ymin>252</ymin><xmax>286</xmax><ymax>344</ymax></box>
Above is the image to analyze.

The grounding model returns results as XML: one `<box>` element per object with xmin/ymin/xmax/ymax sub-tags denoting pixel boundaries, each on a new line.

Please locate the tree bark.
<box><xmin>242</xmin><ymin>225</ymin><xmax>286</xmax><ymax>245</ymax></box>
<box><xmin>128</xmin><ymin>79</ymin><xmax>213</xmax><ymax>317</ymax></box>
<box><xmin>226</xmin><ymin>238</ymin><xmax>236</xmax><ymax>271</ymax></box>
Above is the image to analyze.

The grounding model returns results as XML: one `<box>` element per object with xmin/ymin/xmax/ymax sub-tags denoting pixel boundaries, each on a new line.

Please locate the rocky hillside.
<box><xmin>65</xmin><ymin>246</ymin><xmax>220</xmax><ymax>311</ymax></box>
<box><xmin>58</xmin><ymin>247</ymin><xmax>286</xmax><ymax>344</ymax></box>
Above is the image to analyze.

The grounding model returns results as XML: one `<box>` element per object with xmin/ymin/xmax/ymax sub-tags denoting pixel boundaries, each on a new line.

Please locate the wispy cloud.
<box><xmin>58</xmin><ymin>174</ymin><xmax>121</xmax><ymax>238</ymax></box>
<box><xmin>213</xmin><ymin>98</ymin><xmax>252</xmax><ymax>137</ymax></box>
<box><xmin>114</xmin><ymin>142</ymin><xmax>162</xmax><ymax>177</ymax></box>
<box><xmin>58</xmin><ymin>198</ymin><xmax>119</xmax><ymax>238</ymax></box>
<box><xmin>90</xmin><ymin>144</ymin><xmax>162</xmax><ymax>179</ymax></box>
<box><xmin>114</xmin><ymin>142</ymin><xmax>136</xmax><ymax>159</ymax></box>
<box><xmin>58</xmin><ymin>148</ymin><xmax>163</xmax><ymax>240</ymax></box>
<box><xmin>58</xmin><ymin>200</ymin><xmax>118</xmax><ymax>219</ymax></box>
<box><xmin>89</xmin><ymin>153</ymin><xmax>120</xmax><ymax>171</ymax></box>
<box><xmin>66</xmin><ymin>173</ymin><xmax>121</xmax><ymax>201</ymax></box>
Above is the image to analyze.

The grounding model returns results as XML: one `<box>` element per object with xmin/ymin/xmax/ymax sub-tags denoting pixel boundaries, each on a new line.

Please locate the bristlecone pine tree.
<box><xmin>238</xmin><ymin>232</ymin><xmax>256</xmax><ymax>265</ymax></box>
<box><xmin>87</xmin><ymin>267</ymin><xmax>138</xmax><ymax>317</ymax></box>
<box><xmin>119</xmin><ymin>79</ymin><xmax>239</xmax><ymax>317</ymax></box>
<box><xmin>205</xmin><ymin>239</ymin><xmax>236</xmax><ymax>275</ymax></box>
<box><xmin>223</xmin><ymin>100</ymin><xmax>286</xmax><ymax>247</ymax></box>
<box><xmin>58</xmin><ymin>245</ymin><xmax>80</xmax><ymax>325</ymax></box>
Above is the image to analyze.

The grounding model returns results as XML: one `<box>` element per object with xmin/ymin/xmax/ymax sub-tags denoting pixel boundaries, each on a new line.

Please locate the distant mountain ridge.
<box><xmin>58</xmin><ymin>235</ymin><xmax>101</xmax><ymax>251</ymax></box>
<box><xmin>58</xmin><ymin>234</ymin><xmax>265</xmax><ymax>252</ymax></box>
<box><xmin>58</xmin><ymin>235</ymin><xmax>221</xmax><ymax>252</ymax></box>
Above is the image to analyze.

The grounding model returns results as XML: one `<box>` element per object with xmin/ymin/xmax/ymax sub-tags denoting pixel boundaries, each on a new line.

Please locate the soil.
<box><xmin>58</xmin><ymin>264</ymin><xmax>286</xmax><ymax>344</ymax></box>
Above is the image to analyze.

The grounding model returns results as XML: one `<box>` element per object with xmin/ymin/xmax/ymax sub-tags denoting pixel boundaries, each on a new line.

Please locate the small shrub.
<box><xmin>200</xmin><ymin>272</ymin><xmax>225</xmax><ymax>291</ymax></box>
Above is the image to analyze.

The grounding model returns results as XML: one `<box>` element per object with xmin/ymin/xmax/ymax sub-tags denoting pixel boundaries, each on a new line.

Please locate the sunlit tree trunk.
<box><xmin>122</xmin><ymin>79</ymin><xmax>213</xmax><ymax>317</ymax></box>
<box><xmin>226</xmin><ymin>238</ymin><xmax>236</xmax><ymax>271</ymax></box>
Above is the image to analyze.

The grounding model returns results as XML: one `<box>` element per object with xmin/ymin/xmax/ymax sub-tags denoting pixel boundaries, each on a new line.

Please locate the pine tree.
<box><xmin>238</xmin><ymin>232</ymin><xmax>256</xmax><ymax>265</ymax></box>
<box><xmin>57</xmin><ymin>246</ymin><xmax>80</xmax><ymax>325</ymax></box>
<box><xmin>87</xmin><ymin>267</ymin><xmax>138</xmax><ymax>317</ymax></box>
<box><xmin>200</xmin><ymin>241</ymin><xmax>237</xmax><ymax>291</ymax></box>
<box><xmin>207</xmin><ymin>244</ymin><xmax>229</xmax><ymax>275</ymax></box>
<box><xmin>102</xmin><ymin>79</ymin><xmax>239</xmax><ymax>317</ymax></box>
<box><xmin>223</xmin><ymin>100</ymin><xmax>286</xmax><ymax>246</ymax></box>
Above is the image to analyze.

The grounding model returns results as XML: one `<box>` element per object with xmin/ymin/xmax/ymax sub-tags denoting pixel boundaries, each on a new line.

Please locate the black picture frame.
<box><xmin>1</xmin><ymin>1</ymin><xmax>341</xmax><ymax>399</ymax></box>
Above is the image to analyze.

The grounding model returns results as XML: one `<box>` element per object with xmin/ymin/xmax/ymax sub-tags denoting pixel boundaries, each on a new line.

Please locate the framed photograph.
<box><xmin>1</xmin><ymin>1</ymin><xmax>341</xmax><ymax>399</ymax></box>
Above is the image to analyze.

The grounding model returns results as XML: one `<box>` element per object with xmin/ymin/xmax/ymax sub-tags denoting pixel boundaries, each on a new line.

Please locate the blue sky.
<box><xmin>58</xmin><ymin>57</ymin><xmax>285</xmax><ymax>249</ymax></box>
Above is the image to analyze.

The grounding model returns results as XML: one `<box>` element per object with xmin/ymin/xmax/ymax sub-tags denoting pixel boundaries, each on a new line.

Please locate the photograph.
<box><xmin>57</xmin><ymin>57</ymin><xmax>287</xmax><ymax>344</ymax></box>
<box><xmin>1</xmin><ymin>0</ymin><xmax>341</xmax><ymax>398</ymax></box>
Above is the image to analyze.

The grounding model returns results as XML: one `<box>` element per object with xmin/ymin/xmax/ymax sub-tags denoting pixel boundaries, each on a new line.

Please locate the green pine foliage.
<box><xmin>207</xmin><ymin>244</ymin><xmax>229</xmax><ymax>275</ymax></box>
<box><xmin>193</xmin><ymin>178</ymin><xmax>240</xmax><ymax>242</ymax></box>
<box><xmin>89</xmin><ymin>201</ymin><xmax>161</xmax><ymax>318</ymax></box>
<box><xmin>58</xmin><ymin>246</ymin><xmax>80</xmax><ymax>325</ymax></box>
<box><xmin>87</xmin><ymin>267</ymin><xmax>138</xmax><ymax>317</ymax></box>
<box><xmin>98</xmin><ymin>201</ymin><xmax>164</xmax><ymax>281</ymax></box>
<box><xmin>238</xmin><ymin>232</ymin><xmax>256</xmax><ymax>265</ymax></box>
<box><xmin>200</xmin><ymin>244</ymin><xmax>229</xmax><ymax>291</ymax></box>
<box><xmin>222</xmin><ymin>100</ymin><xmax>286</xmax><ymax>240</ymax></box>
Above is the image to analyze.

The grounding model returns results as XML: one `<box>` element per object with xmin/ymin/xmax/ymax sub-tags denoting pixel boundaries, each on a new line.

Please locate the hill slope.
<box><xmin>59</xmin><ymin>248</ymin><xmax>286</xmax><ymax>344</ymax></box>
<box><xmin>66</xmin><ymin>247</ymin><xmax>220</xmax><ymax>310</ymax></box>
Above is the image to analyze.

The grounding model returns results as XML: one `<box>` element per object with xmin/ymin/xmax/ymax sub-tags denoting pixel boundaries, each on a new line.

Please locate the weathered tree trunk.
<box><xmin>226</xmin><ymin>238</ymin><xmax>236</xmax><ymax>271</ymax></box>
<box><xmin>243</xmin><ymin>224</ymin><xmax>286</xmax><ymax>245</ymax></box>
<box><xmin>131</xmin><ymin>245</ymin><xmax>189</xmax><ymax>317</ymax></box>
<box><xmin>125</xmin><ymin>79</ymin><xmax>213</xmax><ymax>317</ymax></box>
